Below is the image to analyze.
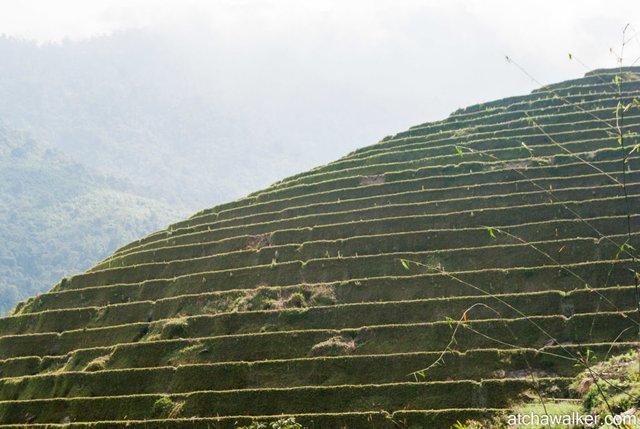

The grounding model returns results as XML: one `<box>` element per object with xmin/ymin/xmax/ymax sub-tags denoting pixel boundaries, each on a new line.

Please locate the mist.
<box><xmin>1</xmin><ymin>0</ymin><xmax>639</xmax><ymax>210</ymax></box>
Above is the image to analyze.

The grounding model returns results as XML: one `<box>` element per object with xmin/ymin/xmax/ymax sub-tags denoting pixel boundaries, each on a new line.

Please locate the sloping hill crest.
<box><xmin>0</xmin><ymin>67</ymin><xmax>640</xmax><ymax>428</ymax></box>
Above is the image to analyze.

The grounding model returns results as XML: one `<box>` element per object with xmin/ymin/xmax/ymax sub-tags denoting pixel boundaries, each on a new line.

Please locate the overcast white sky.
<box><xmin>1</xmin><ymin>1</ymin><xmax>639</xmax><ymax>117</ymax></box>
<box><xmin>0</xmin><ymin>0</ymin><xmax>639</xmax><ymax>198</ymax></box>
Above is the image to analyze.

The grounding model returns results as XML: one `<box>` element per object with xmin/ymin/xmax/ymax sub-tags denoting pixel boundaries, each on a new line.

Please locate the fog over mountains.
<box><xmin>0</xmin><ymin>32</ymin><xmax>286</xmax><ymax>209</ymax></box>
<box><xmin>0</xmin><ymin>29</ymin><xmax>405</xmax><ymax>211</ymax></box>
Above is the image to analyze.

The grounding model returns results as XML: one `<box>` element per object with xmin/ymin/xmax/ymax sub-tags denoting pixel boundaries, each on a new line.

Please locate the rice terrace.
<box><xmin>1</xmin><ymin>2</ymin><xmax>640</xmax><ymax>428</ymax></box>
<box><xmin>0</xmin><ymin>64</ymin><xmax>639</xmax><ymax>428</ymax></box>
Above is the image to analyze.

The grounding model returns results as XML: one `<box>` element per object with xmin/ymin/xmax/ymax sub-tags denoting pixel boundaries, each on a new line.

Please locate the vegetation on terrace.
<box><xmin>0</xmin><ymin>67</ymin><xmax>639</xmax><ymax>427</ymax></box>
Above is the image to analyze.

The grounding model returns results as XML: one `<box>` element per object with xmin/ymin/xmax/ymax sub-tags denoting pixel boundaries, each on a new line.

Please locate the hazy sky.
<box><xmin>0</xmin><ymin>0</ymin><xmax>639</xmax><ymax>206</ymax></box>
<box><xmin>1</xmin><ymin>1</ymin><xmax>639</xmax><ymax>123</ymax></box>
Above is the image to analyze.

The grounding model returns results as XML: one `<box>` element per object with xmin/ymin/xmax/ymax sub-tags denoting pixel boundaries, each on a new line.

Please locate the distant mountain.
<box><xmin>0</xmin><ymin>127</ymin><xmax>183</xmax><ymax>314</ymax></box>
<box><xmin>0</xmin><ymin>33</ymin><xmax>314</xmax><ymax>210</ymax></box>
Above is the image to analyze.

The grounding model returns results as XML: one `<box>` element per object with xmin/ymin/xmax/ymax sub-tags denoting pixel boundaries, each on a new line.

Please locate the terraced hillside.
<box><xmin>1</xmin><ymin>67</ymin><xmax>640</xmax><ymax>428</ymax></box>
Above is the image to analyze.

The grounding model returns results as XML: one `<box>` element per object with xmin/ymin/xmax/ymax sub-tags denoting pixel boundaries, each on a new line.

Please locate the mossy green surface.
<box><xmin>1</xmin><ymin>68</ymin><xmax>640</xmax><ymax>427</ymax></box>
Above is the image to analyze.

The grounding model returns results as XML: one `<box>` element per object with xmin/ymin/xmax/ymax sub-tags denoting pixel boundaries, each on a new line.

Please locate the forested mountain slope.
<box><xmin>0</xmin><ymin>128</ymin><xmax>183</xmax><ymax>314</ymax></box>
<box><xmin>0</xmin><ymin>32</ymin><xmax>381</xmax><ymax>210</ymax></box>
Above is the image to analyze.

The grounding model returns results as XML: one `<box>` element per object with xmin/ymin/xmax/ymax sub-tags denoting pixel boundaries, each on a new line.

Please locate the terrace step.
<box><xmin>218</xmin><ymin>138</ymin><xmax>623</xmax><ymax>202</ymax></box>
<box><xmin>0</xmin><ymin>310</ymin><xmax>636</xmax><ymax>364</ymax></box>
<box><xmin>0</xmin><ymin>342</ymin><xmax>634</xmax><ymax>401</ymax></box>
<box><xmin>340</xmin><ymin>107</ymin><xmax>640</xmax><ymax>168</ymax></box>
<box><xmin>398</xmin><ymin>81</ymin><xmax>640</xmax><ymax>136</ymax></box>
<box><xmin>164</xmin><ymin>168</ymin><xmax>639</xmax><ymax>236</ymax></box>
<box><xmin>353</xmin><ymin>103</ymin><xmax>631</xmax><ymax>165</ymax></box>
<box><xmin>116</xmin><ymin>146</ymin><xmax>639</xmax><ymax>255</ymax></box>
<box><xmin>109</xmin><ymin>179</ymin><xmax>640</xmax><ymax>261</ymax></box>
<box><xmin>274</xmin><ymin>122</ymin><xmax>640</xmax><ymax>189</ymax></box>
<box><xmin>17</xmin><ymin>258</ymin><xmax>637</xmax><ymax>316</ymax></box>
<box><xmin>0</xmin><ymin>409</ymin><xmax>507</xmax><ymax>429</ymax></box>
<box><xmin>1</xmin><ymin>284</ymin><xmax>637</xmax><ymax>349</ymax></box>
<box><xmin>0</xmin><ymin>378</ymin><xmax>571</xmax><ymax>424</ymax></box>
<box><xmin>190</xmin><ymin>158</ymin><xmax>631</xmax><ymax>226</ymax></box>
<box><xmin>55</xmin><ymin>233</ymin><xmax>640</xmax><ymax>303</ymax></box>
<box><xmin>2</xmin><ymin>253</ymin><xmax>636</xmax><ymax>335</ymax></box>
<box><xmin>268</xmin><ymin>121</ymin><xmax>639</xmax><ymax>186</ymax></box>
<box><xmin>98</xmin><ymin>214</ymin><xmax>639</xmax><ymax>275</ymax></box>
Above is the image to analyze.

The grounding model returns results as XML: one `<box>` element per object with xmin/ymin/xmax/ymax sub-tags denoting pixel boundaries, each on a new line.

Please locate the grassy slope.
<box><xmin>1</xmin><ymin>69</ymin><xmax>640</xmax><ymax>427</ymax></box>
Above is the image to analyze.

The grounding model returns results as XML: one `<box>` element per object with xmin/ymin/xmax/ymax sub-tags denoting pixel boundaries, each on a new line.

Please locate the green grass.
<box><xmin>2</xmin><ymin>68</ymin><xmax>640</xmax><ymax>425</ymax></box>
